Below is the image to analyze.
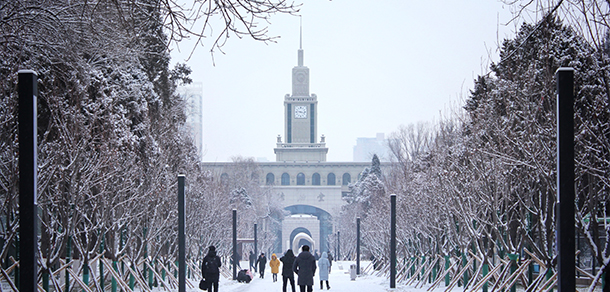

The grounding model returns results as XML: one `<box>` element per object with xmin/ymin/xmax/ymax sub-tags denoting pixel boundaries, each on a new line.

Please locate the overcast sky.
<box><xmin>170</xmin><ymin>1</ymin><xmax>516</xmax><ymax>163</ymax></box>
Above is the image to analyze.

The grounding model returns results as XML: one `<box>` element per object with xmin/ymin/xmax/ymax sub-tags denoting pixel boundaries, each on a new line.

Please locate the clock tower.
<box><xmin>274</xmin><ymin>29</ymin><xmax>328</xmax><ymax>162</ymax></box>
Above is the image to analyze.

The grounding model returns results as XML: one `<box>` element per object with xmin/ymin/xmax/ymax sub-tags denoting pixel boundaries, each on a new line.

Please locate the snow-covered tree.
<box><xmin>361</xmin><ymin>16</ymin><xmax>609</xmax><ymax>290</ymax></box>
<box><xmin>1</xmin><ymin>0</ymin><xmax>299</xmax><ymax>279</ymax></box>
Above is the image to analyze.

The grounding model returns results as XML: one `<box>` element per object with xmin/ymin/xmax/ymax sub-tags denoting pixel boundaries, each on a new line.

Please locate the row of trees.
<box><xmin>0</xmin><ymin>0</ymin><xmax>296</xmax><ymax>280</ymax></box>
<box><xmin>336</xmin><ymin>9</ymin><xmax>609</xmax><ymax>290</ymax></box>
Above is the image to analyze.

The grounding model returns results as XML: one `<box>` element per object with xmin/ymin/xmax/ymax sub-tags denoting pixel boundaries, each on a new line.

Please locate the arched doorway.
<box><xmin>282</xmin><ymin>205</ymin><xmax>332</xmax><ymax>253</ymax></box>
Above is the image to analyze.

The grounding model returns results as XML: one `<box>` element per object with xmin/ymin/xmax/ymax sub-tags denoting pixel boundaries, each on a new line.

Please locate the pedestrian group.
<box><xmin>200</xmin><ymin>245</ymin><xmax>334</xmax><ymax>292</ymax></box>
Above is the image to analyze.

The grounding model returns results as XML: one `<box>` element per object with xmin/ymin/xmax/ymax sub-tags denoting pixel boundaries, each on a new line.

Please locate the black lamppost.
<box><xmin>233</xmin><ymin>209</ymin><xmax>237</xmax><ymax>280</ymax></box>
<box><xmin>337</xmin><ymin>231</ymin><xmax>340</xmax><ymax>261</ymax></box>
<box><xmin>356</xmin><ymin>217</ymin><xmax>361</xmax><ymax>275</ymax></box>
<box><xmin>390</xmin><ymin>194</ymin><xmax>396</xmax><ymax>288</ymax></box>
<box><xmin>556</xmin><ymin>67</ymin><xmax>575</xmax><ymax>292</ymax></box>
<box><xmin>18</xmin><ymin>70</ymin><xmax>38</xmax><ymax>292</ymax></box>
<box><xmin>178</xmin><ymin>175</ymin><xmax>186</xmax><ymax>292</ymax></box>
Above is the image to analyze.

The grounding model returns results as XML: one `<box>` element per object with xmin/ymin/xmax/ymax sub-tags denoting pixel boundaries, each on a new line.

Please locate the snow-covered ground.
<box><xmin>190</xmin><ymin>260</ymin><xmax>601</xmax><ymax>292</ymax></box>
<box><xmin>1</xmin><ymin>260</ymin><xmax>600</xmax><ymax>292</ymax></box>
<box><xmin>208</xmin><ymin>260</ymin><xmax>443</xmax><ymax>292</ymax></box>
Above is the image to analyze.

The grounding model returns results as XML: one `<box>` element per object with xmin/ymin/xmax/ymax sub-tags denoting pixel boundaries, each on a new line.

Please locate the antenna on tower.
<box><xmin>298</xmin><ymin>16</ymin><xmax>304</xmax><ymax>66</ymax></box>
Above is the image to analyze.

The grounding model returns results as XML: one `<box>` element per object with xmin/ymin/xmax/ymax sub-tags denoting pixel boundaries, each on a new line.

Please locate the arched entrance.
<box><xmin>282</xmin><ymin>205</ymin><xmax>332</xmax><ymax>253</ymax></box>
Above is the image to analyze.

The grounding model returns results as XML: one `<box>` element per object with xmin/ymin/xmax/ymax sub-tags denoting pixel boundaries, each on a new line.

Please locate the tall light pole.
<box><xmin>356</xmin><ymin>217</ymin><xmax>361</xmax><ymax>275</ymax></box>
<box><xmin>390</xmin><ymin>194</ymin><xmax>396</xmax><ymax>288</ymax></box>
<box><xmin>178</xmin><ymin>175</ymin><xmax>186</xmax><ymax>292</ymax></box>
<box><xmin>556</xmin><ymin>67</ymin><xmax>575</xmax><ymax>292</ymax></box>
<box><xmin>18</xmin><ymin>70</ymin><xmax>38</xmax><ymax>292</ymax></box>
<box><xmin>233</xmin><ymin>209</ymin><xmax>237</xmax><ymax>280</ymax></box>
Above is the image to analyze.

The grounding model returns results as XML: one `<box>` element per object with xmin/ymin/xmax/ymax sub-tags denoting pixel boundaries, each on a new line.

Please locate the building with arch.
<box><xmin>202</xmin><ymin>34</ymin><xmax>387</xmax><ymax>254</ymax></box>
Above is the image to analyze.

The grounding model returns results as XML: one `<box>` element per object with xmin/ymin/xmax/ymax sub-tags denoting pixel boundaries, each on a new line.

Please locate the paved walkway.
<box><xmin>217</xmin><ymin>261</ymin><xmax>392</xmax><ymax>292</ymax></box>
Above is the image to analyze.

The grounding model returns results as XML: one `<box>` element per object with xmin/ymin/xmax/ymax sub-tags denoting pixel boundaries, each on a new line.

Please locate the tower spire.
<box><xmin>298</xmin><ymin>17</ymin><xmax>304</xmax><ymax>66</ymax></box>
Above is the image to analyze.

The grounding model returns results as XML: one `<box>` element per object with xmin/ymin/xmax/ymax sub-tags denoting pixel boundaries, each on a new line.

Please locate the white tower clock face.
<box><xmin>295</xmin><ymin>105</ymin><xmax>307</xmax><ymax>118</ymax></box>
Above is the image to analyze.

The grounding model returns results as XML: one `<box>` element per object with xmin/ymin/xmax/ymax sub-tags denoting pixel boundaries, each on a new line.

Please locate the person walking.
<box><xmin>269</xmin><ymin>253</ymin><xmax>281</xmax><ymax>282</ymax></box>
<box><xmin>318</xmin><ymin>252</ymin><xmax>331</xmax><ymax>290</ymax></box>
<box><xmin>201</xmin><ymin>246</ymin><xmax>222</xmax><ymax>292</ymax></box>
<box><xmin>292</xmin><ymin>245</ymin><xmax>316</xmax><ymax>292</ymax></box>
<box><xmin>249</xmin><ymin>251</ymin><xmax>257</xmax><ymax>273</ymax></box>
<box><xmin>256</xmin><ymin>252</ymin><xmax>267</xmax><ymax>278</ymax></box>
<box><xmin>231</xmin><ymin>253</ymin><xmax>242</xmax><ymax>270</ymax></box>
<box><xmin>280</xmin><ymin>250</ymin><xmax>297</xmax><ymax>292</ymax></box>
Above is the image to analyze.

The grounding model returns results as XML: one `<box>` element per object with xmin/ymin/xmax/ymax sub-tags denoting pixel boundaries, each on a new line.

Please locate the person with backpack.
<box><xmin>202</xmin><ymin>246</ymin><xmax>222</xmax><ymax>292</ymax></box>
<box><xmin>280</xmin><ymin>249</ymin><xmax>297</xmax><ymax>292</ymax></box>
<box><xmin>256</xmin><ymin>252</ymin><xmax>267</xmax><ymax>278</ymax></box>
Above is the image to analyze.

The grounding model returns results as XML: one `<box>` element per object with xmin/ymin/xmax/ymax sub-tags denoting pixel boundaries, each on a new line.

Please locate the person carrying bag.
<box><xmin>201</xmin><ymin>246</ymin><xmax>222</xmax><ymax>292</ymax></box>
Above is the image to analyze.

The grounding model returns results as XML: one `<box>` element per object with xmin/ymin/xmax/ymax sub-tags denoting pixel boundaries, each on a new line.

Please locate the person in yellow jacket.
<box><xmin>269</xmin><ymin>253</ymin><xmax>281</xmax><ymax>282</ymax></box>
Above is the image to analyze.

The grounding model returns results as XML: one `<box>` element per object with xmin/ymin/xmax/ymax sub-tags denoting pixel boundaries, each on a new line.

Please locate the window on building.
<box><xmin>312</xmin><ymin>173</ymin><xmax>321</xmax><ymax>185</ymax></box>
<box><xmin>266</xmin><ymin>173</ymin><xmax>275</xmax><ymax>185</ymax></box>
<box><xmin>327</xmin><ymin>173</ymin><xmax>336</xmax><ymax>185</ymax></box>
<box><xmin>281</xmin><ymin>173</ymin><xmax>290</xmax><ymax>185</ymax></box>
<box><xmin>221</xmin><ymin>173</ymin><xmax>229</xmax><ymax>186</ymax></box>
<box><xmin>297</xmin><ymin>173</ymin><xmax>305</xmax><ymax>185</ymax></box>
<box><xmin>342</xmin><ymin>173</ymin><xmax>351</xmax><ymax>185</ymax></box>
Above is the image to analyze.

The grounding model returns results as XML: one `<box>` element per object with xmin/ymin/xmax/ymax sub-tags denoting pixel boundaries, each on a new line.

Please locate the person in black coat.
<box><xmin>280</xmin><ymin>249</ymin><xmax>296</xmax><ymax>292</ymax></box>
<box><xmin>256</xmin><ymin>252</ymin><xmax>267</xmax><ymax>278</ymax></box>
<box><xmin>292</xmin><ymin>245</ymin><xmax>316</xmax><ymax>292</ymax></box>
<box><xmin>249</xmin><ymin>251</ymin><xmax>257</xmax><ymax>272</ymax></box>
<box><xmin>202</xmin><ymin>246</ymin><xmax>222</xmax><ymax>292</ymax></box>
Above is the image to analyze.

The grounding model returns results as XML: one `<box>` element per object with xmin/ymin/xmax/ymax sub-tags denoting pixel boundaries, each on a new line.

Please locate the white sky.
<box><xmin>171</xmin><ymin>1</ymin><xmax>516</xmax><ymax>163</ymax></box>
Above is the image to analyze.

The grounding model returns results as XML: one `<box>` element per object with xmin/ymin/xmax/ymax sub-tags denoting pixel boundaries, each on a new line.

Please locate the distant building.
<box><xmin>203</xmin><ymin>33</ymin><xmax>388</xmax><ymax>254</ymax></box>
<box><xmin>179</xmin><ymin>83</ymin><xmax>204</xmax><ymax>159</ymax></box>
<box><xmin>353</xmin><ymin>133</ymin><xmax>390</xmax><ymax>162</ymax></box>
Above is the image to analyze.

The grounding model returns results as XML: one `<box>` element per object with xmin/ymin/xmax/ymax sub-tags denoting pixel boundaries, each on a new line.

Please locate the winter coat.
<box><xmin>317</xmin><ymin>252</ymin><xmax>330</xmax><ymax>281</ymax></box>
<box><xmin>202</xmin><ymin>250</ymin><xmax>222</xmax><ymax>283</ymax></box>
<box><xmin>270</xmin><ymin>254</ymin><xmax>281</xmax><ymax>274</ymax></box>
<box><xmin>256</xmin><ymin>254</ymin><xmax>267</xmax><ymax>270</ymax></box>
<box><xmin>249</xmin><ymin>251</ymin><xmax>256</xmax><ymax>265</ymax></box>
<box><xmin>292</xmin><ymin>250</ymin><xmax>316</xmax><ymax>286</ymax></box>
<box><xmin>280</xmin><ymin>250</ymin><xmax>296</xmax><ymax>278</ymax></box>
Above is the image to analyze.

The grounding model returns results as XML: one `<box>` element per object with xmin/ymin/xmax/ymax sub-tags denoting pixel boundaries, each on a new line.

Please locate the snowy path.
<box><xmin>183</xmin><ymin>260</ymin><xmax>602</xmax><ymax>292</ymax></box>
<box><xmin>208</xmin><ymin>261</ymin><xmax>439</xmax><ymax>292</ymax></box>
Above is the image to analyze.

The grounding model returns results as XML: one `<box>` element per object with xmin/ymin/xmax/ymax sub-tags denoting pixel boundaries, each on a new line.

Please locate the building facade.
<box><xmin>203</xmin><ymin>36</ymin><xmax>383</xmax><ymax>254</ymax></box>
<box><xmin>353</xmin><ymin>133</ymin><xmax>391</xmax><ymax>162</ymax></box>
<box><xmin>179</xmin><ymin>82</ymin><xmax>205</xmax><ymax>159</ymax></box>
